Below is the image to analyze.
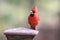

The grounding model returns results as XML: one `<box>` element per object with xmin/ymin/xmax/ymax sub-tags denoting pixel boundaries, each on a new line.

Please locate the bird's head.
<box><xmin>30</xmin><ymin>6</ymin><xmax>38</xmax><ymax>17</ymax></box>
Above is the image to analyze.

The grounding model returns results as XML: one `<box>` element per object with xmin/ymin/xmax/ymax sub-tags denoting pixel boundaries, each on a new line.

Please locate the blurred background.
<box><xmin>0</xmin><ymin>0</ymin><xmax>59</xmax><ymax>40</ymax></box>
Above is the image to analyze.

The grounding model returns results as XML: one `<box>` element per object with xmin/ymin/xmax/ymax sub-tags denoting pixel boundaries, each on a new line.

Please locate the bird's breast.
<box><xmin>28</xmin><ymin>16</ymin><xmax>39</xmax><ymax>26</ymax></box>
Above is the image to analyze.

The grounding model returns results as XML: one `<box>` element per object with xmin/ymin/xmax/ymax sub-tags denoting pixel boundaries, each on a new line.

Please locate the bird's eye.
<box><xmin>30</xmin><ymin>11</ymin><xmax>35</xmax><ymax>13</ymax></box>
<box><xmin>32</xmin><ymin>10</ymin><xmax>35</xmax><ymax>13</ymax></box>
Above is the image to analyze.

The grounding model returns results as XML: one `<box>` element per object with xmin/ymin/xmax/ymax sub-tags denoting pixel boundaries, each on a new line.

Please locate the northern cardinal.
<box><xmin>28</xmin><ymin>6</ymin><xmax>40</xmax><ymax>30</ymax></box>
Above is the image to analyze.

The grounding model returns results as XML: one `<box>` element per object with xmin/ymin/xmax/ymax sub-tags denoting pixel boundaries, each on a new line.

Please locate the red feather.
<box><xmin>28</xmin><ymin>6</ymin><xmax>40</xmax><ymax>29</ymax></box>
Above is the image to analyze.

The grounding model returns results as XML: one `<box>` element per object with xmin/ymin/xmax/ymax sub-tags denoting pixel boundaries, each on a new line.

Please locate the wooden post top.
<box><xmin>4</xmin><ymin>27</ymin><xmax>39</xmax><ymax>36</ymax></box>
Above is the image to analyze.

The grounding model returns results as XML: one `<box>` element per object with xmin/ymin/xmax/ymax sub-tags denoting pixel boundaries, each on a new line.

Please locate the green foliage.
<box><xmin>0</xmin><ymin>15</ymin><xmax>11</xmax><ymax>23</ymax></box>
<box><xmin>6</xmin><ymin>0</ymin><xmax>21</xmax><ymax>5</ymax></box>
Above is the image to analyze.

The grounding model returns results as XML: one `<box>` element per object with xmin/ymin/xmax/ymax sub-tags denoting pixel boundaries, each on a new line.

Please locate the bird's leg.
<box><xmin>31</xmin><ymin>26</ymin><xmax>35</xmax><ymax>30</ymax></box>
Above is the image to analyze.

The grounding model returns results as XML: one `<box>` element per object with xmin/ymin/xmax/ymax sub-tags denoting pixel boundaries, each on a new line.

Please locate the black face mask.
<box><xmin>30</xmin><ymin>11</ymin><xmax>35</xmax><ymax>17</ymax></box>
<box><xmin>30</xmin><ymin>13</ymin><xmax>34</xmax><ymax>17</ymax></box>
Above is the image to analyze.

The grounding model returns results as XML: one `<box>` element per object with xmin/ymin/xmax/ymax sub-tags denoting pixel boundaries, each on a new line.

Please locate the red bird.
<box><xmin>28</xmin><ymin>6</ymin><xmax>40</xmax><ymax>30</ymax></box>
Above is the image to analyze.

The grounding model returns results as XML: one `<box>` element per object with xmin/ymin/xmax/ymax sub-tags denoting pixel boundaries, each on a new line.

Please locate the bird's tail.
<box><xmin>31</xmin><ymin>26</ymin><xmax>35</xmax><ymax>30</ymax></box>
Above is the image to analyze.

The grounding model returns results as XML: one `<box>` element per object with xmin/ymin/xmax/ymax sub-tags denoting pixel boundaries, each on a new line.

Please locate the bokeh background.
<box><xmin>0</xmin><ymin>0</ymin><xmax>59</xmax><ymax>40</ymax></box>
